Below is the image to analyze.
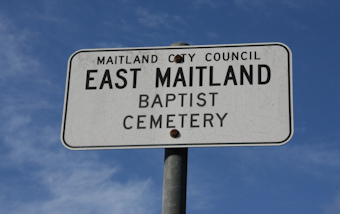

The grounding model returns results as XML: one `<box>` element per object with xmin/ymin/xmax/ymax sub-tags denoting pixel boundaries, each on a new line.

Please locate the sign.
<box><xmin>61</xmin><ymin>43</ymin><xmax>293</xmax><ymax>150</ymax></box>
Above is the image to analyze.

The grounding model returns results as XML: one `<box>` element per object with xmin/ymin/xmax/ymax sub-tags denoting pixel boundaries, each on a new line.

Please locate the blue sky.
<box><xmin>0</xmin><ymin>0</ymin><xmax>340</xmax><ymax>213</ymax></box>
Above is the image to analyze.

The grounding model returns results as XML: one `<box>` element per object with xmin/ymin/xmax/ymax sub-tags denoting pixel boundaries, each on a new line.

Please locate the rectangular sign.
<box><xmin>61</xmin><ymin>43</ymin><xmax>293</xmax><ymax>150</ymax></box>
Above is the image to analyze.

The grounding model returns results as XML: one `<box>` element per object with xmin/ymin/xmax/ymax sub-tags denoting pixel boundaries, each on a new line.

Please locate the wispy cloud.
<box><xmin>95</xmin><ymin>41</ymin><xmax>125</xmax><ymax>49</ymax></box>
<box><xmin>135</xmin><ymin>7</ymin><xmax>185</xmax><ymax>31</ymax></box>
<box><xmin>193</xmin><ymin>0</ymin><xmax>221</xmax><ymax>8</ymax></box>
<box><xmin>206</xmin><ymin>32</ymin><xmax>219</xmax><ymax>39</ymax></box>
<box><xmin>233</xmin><ymin>0</ymin><xmax>324</xmax><ymax>11</ymax></box>
<box><xmin>36</xmin><ymin>0</ymin><xmax>68</xmax><ymax>24</ymax></box>
<box><xmin>232</xmin><ymin>140</ymin><xmax>340</xmax><ymax>180</ymax></box>
<box><xmin>135</xmin><ymin>7</ymin><xmax>170</xmax><ymax>28</ymax></box>
<box><xmin>0</xmin><ymin>16</ymin><xmax>40</xmax><ymax>79</ymax></box>
<box><xmin>324</xmin><ymin>192</ymin><xmax>340</xmax><ymax>214</ymax></box>
<box><xmin>1</xmin><ymin>117</ymin><xmax>158</xmax><ymax>213</ymax></box>
<box><xmin>187</xmin><ymin>168</ymin><xmax>215</xmax><ymax>212</ymax></box>
<box><xmin>0</xmin><ymin>15</ymin><xmax>159</xmax><ymax>214</ymax></box>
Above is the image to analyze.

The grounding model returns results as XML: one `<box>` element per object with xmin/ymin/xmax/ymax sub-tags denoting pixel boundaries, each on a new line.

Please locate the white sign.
<box><xmin>61</xmin><ymin>43</ymin><xmax>293</xmax><ymax>150</ymax></box>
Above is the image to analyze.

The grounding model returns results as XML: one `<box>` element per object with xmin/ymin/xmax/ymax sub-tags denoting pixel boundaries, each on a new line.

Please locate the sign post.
<box><xmin>162</xmin><ymin>147</ymin><xmax>188</xmax><ymax>214</ymax></box>
<box><xmin>162</xmin><ymin>42</ymin><xmax>189</xmax><ymax>214</ymax></box>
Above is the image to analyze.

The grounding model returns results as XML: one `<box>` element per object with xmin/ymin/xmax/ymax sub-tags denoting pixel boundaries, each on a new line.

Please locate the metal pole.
<box><xmin>162</xmin><ymin>148</ymin><xmax>188</xmax><ymax>214</ymax></box>
<box><xmin>162</xmin><ymin>42</ymin><xmax>189</xmax><ymax>214</ymax></box>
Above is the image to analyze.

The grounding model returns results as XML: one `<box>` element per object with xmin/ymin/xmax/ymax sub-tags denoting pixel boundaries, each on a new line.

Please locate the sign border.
<box><xmin>61</xmin><ymin>42</ymin><xmax>293</xmax><ymax>150</ymax></box>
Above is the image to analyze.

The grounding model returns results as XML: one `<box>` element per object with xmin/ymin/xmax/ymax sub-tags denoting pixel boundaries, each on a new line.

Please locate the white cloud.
<box><xmin>95</xmin><ymin>41</ymin><xmax>125</xmax><ymax>49</ymax></box>
<box><xmin>187</xmin><ymin>174</ymin><xmax>215</xmax><ymax>211</ymax></box>
<box><xmin>135</xmin><ymin>7</ymin><xmax>170</xmax><ymax>28</ymax></box>
<box><xmin>1</xmin><ymin>146</ymin><xmax>157</xmax><ymax>214</ymax></box>
<box><xmin>193</xmin><ymin>0</ymin><xmax>221</xmax><ymax>8</ymax></box>
<box><xmin>32</xmin><ymin>160</ymin><xmax>156</xmax><ymax>214</ymax></box>
<box><xmin>323</xmin><ymin>192</ymin><xmax>340</xmax><ymax>214</ymax></box>
<box><xmin>0</xmin><ymin>17</ymin><xmax>40</xmax><ymax>78</ymax></box>
<box><xmin>0</xmin><ymin>99</ymin><xmax>159</xmax><ymax>214</ymax></box>
<box><xmin>37</xmin><ymin>0</ymin><xmax>68</xmax><ymax>24</ymax></box>
<box><xmin>0</xmin><ymin>14</ymin><xmax>159</xmax><ymax>214</ymax></box>
<box><xmin>209</xmin><ymin>137</ymin><xmax>340</xmax><ymax>182</ymax></box>
<box><xmin>206</xmin><ymin>32</ymin><xmax>219</xmax><ymax>39</ymax></box>
<box><xmin>233</xmin><ymin>0</ymin><xmax>323</xmax><ymax>11</ymax></box>
<box><xmin>1</xmin><ymin>119</ymin><xmax>159</xmax><ymax>213</ymax></box>
<box><xmin>272</xmin><ymin>143</ymin><xmax>340</xmax><ymax>178</ymax></box>
<box><xmin>0</xmin><ymin>92</ymin><xmax>158</xmax><ymax>214</ymax></box>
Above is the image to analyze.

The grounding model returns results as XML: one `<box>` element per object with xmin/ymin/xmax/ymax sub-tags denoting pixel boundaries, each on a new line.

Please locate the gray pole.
<box><xmin>162</xmin><ymin>42</ymin><xmax>189</xmax><ymax>214</ymax></box>
<box><xmin>162</xmin><ymin>148</ymin><xmax>188</xmax><ymax>214</ymax></box>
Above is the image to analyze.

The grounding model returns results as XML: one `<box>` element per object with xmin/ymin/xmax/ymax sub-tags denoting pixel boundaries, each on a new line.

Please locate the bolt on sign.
<box><xmin>61</xmin><ymin>43</ymin><xmax>293</xmax><ymax>150</ymax></box>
